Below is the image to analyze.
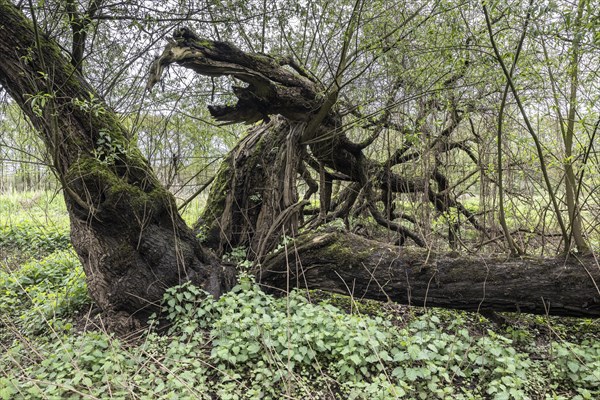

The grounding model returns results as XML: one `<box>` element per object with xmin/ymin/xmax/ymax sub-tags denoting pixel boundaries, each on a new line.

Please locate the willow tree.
<box><xmin>0</xmin><ymin>1</ymin><xmax>234</xmax><ymax>331</ymax></box>
<box><xmin>146</xmin><ymin>27</ymin><xmax>600</xmax><ymax>318</ymax></box>
<box><xmin>1</xmin><ymin>0</ymin><xmax>599</xmax><ymax>330</ymax></box>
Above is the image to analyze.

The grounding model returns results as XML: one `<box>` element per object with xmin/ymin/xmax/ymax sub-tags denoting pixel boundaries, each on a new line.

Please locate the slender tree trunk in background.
<box><xmin>538</xmin><ymin>1</ymin><xmax>589</xmax><ymax>255</ymax></box>
<box><xmin>0</xmin><ymin>1</ymin><xmax>234</xmax><ymax>331</ymax></box>
<box><xmin>562</xmin><ymin>0</ymin><xmax>589</xmax><ymax>254</ymax></box>
<box><xmin>496</xmin><ymin>0</ymin><xmax>532</xmax><ymax>256</ymax></box>
<box><xmin>483</xmin><ymin>4</ymin><xmax>570</xmax><ymax>249</ymax></box>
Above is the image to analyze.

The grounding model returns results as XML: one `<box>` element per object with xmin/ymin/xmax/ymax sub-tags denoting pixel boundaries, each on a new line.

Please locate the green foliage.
<box><xmin>1</xmin><ymin>332</ymin><xmax>132</xmax><ymax>399</ymax></box>
<box><xmin>24</xmin><ymin>92</ymin><xmax>55</xmax><ymax>117</ymax></box>
<box><xmin>0</xmin><ymin>249</ymin><xmax>89</xmax><ymax>334</ymax></box>
<box><xmin>223</xmin><ymin>247</ymin><xmax>254</xmax><ymax>270</ymax></box>
<box><xmin>1</xmin><ymin>276</ymin><xmax>599</xmax><ymax>399</ymax></box>
<box><xmin>93</xmin><ymin>129</ymin><xmax>131</xmax><ymax>166</ymax></box>
<box><xmin>0</xmin><ymin>191</ymin><xmax>70</xmax><ymax>259</ymax></box>
<box><xmin>71</xmin><ymin>92</ymin><xmax>106</xmax><ymax>117</ymax></box>
<box><xmin>153</xmin><ymin>278</ymin><xmax>402</xmax><ymax>398</ymax></box>
<box><xmin>210</xmin><ymin>279</ymin><xmax>392</xmax><ymax>380</ymax></box>
<box><xmin>547</xmin><ymin>340</ymin><xmax>600</xmax><ymax>392</ymax></box>
<box><xmin>0</xmin><ymin>191</ymin><xmax>67</xmax><ymax>218</ymax></box>
<box><xmin>223</xmin><ymin>246</ymin><xmax>249</xmax><ymax>265</ymax></box>
<box><xmin>157</xmin><ymin>281</ymin><xmax>220</xmax><ymax>333</ymax></box>
<box><xmin>0</xmin><ymin>194</ymin><xmax>598</xmax><ymax>399</ymax></box>
<box><xmin>0</xmin><ymin>223</ymin><xmax>70</xmax><ymax>257</ymax></box>
<box><xmin>150</xmin><ymin>281</ymin><xmax>600</xmax><ymax>399</ymax></box>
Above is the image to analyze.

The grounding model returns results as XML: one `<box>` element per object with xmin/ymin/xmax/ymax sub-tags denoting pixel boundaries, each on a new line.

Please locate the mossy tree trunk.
<box><xmin>0</xmin><ymin>1</ymin><xmax>233</xmax><ymax>331</ymax></box>
<box><xmin>2</xmin><ymin>6</ymin><xmax>598</xmax><ymax>327</ymax></box>
<box><xmin>199</xmin><ymin>116</ymin><xmax>307</xmax><ymax>259</ymax></box>
<box><xmin>147</xmin><ymin>30</ymin><xmax>600</xmax><ymax>318</ymax></box>
<box><xmin>261</xmin><ymin>232</ymin><xmax>600</xmax><ymax>318</ymax></box>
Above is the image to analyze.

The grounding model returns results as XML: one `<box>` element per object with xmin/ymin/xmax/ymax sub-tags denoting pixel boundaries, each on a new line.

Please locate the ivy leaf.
<box><xmin>567</xmin><ymin>361</ymin><xmax>580</xmax><ymax>373</ymax></box>
<box><xmin>405</xmin><ymin>368</ymin><xmax>420</xmax><ymax>382</ymax></box>
<box><xmin>349</xmin><ymin>354</ymin><xmax>363</xmax><ymax>365</ymax></box>
<box><xmin>392</xmin><ymin>367</ymin><xmax>404</xmax><ymax>379</ymax></box>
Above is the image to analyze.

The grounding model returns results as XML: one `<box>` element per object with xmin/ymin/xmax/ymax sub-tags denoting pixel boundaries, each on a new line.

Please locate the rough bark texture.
<box><xmin>0</xmin><ymin>1</ymin><xmax>234</xmax><ymax>331</ymax></box>
<box><xmin>199</xmin><ymin>116</ymin><xmax>307</xmax><ymax>259</ymax></box>
<box><xmin>147</xmin><ymin>27</ymin><xmax>322</xmax><ymax>125</ymax></box>
<box><xmin>261</xmin><ymin>232</ymin><xmax>600</xmax><ymax>317</ymax></box>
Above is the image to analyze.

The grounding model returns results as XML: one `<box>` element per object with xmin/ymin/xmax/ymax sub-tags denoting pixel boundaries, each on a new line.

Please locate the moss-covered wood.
<box><xmin>261</xmin><ymin>232</ymin><xmax>600</xmax><ymax>317</ymax></box>
<box><xmin>3</xmin><ymin>6</ymin><xmax>599</xmax><ymax>331</ymax></box>
<box><xmin>199</xmin><ymin>116</ymin><xmax>306</xmax><ymax>259</ymax></box>
<box><xmin>0</xmin><ymin>0</ymin><xmax>234</xmax><ymax>331</ymax></box>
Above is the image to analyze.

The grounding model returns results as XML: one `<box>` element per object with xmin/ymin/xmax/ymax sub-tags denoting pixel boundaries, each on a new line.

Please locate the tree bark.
<box><xmin>198</xmin><ymin>116</ymin><xmax>307</xmax><ymax>259</ymax></box>
<box><xmin>261</xmin><ymin>232</ymin><xmax>600</xmax><ymax>317</ymax></box>
<box><xmin>0</xmin><ymin>1</ymin><xmax>234</xmax><ymax>331</ymax></box>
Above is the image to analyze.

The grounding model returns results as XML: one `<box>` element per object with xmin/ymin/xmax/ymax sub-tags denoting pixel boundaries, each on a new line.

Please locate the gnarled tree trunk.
<box><xmin>147</xmin><ymin>29</ymin><xmax>600</xmax><ymax>318</ymax></box>
<box><xmin>1</xmin><ymin>6</ymin><xmax>598</xmax><ymax>330</ymax></box>
<box><xmin>148</xmin><ymin>29</ymin><xmax>427</xmax><ymax>254</ymax></box>
<box><xmin>0</xmin><ymin>1</ymin><xmax>234</xmax><ymax>331</ymax></box>
<box><xmin>199</xmin><ymin>116</ymin><xmax>307</xmax><ymax>260</ymax></box>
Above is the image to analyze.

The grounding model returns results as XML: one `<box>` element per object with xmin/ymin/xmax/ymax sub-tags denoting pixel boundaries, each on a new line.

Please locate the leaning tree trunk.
<box><xmin>148</xmin><ymin>30</ymin><xmax>600</xmax><ymax>318</ymax></box>
<box><xmin>0</xmin><ymin>1</ymin><xmax>234</xmax><ymax>331</ymax></box>
<box><xmin>261</xmin><ymin>232</ymin><xmax>600</xmax><ymax>317</ymax></box>
<box><xmin>199</xmin><ymin>116</ymin><xmax>307</xmax><ymax>259</ymax></box>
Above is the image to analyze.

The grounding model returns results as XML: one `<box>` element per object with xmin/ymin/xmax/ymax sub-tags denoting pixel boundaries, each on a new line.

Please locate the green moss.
<box><xmin>196</xmin><ymin>39</ymin><xmax>214</xmax><ymax>49</ymax></box>
<box><xmin>65</xmin><ymin>154</ymin><xmax>173</xmax><ymax>220</ymax></box>
<box><xmin>324</xmin><ymin>233</ymin><xmax>374</xmax><ymax>263</ymax></box>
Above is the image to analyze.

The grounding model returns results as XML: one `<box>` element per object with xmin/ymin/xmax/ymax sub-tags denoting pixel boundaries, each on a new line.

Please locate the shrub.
<box><xmin>1</xmin><ymin>278</ymin><xmax>599</xmax><ymax>399</ymax></box>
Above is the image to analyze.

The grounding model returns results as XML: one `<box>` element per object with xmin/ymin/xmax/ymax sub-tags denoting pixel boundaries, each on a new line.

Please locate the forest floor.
<box><xmin>1</xmin><ymin>191</ymin><xmax>599</xmax><ymax>399</ymax></box>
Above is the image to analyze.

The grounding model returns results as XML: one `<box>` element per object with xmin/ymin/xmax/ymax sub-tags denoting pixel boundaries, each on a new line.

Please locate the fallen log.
<box><xmin>260</xmin><ymin>232</ymin><xmax>600</xmax><ymax>317</ymax></box>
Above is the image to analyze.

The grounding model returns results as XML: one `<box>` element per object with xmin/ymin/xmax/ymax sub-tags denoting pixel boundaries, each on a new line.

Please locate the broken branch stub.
<box><xmin>147</xmin><ymin>28</ymin><xmax>323</xmax><ymax>124</ymax></box>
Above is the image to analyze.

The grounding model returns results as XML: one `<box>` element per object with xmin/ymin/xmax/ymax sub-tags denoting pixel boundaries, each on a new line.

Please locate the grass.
<box><xmin>0</xmin><ymin>190</ymin><xmax>69</xmax><ymax>227</ymax></box>
<box><xmin>1</xmin><ymin>191</ymin><xmax>599</xmax><ymax>399</ymax></box>
<box><xmin>0</xmin><ymin>191</ymin><xmax>70</xmax><ymax>271</ymax></box>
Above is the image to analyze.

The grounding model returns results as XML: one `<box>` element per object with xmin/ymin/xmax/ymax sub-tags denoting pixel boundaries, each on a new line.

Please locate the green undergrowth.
<box><xmin>0</xmin><ymin>191</ymin><xmax>70</xmax><ymax>265</ymax></box>
<box><xmin>1</xmin><ymin>191</ymin><xmax>600</xmax><ymax>399</ymax></box>
<box><xmin>1</xmin><ymin>275</ymin><xmax>599</xmax><ymax>399</ymax></box>
<box><xmin>0</xmin><ymin>223</ymin><xmax>71</xmax><ymax>258</ymax></box>
<box><xmin>0</xmin><ymin>191</ymin><xmax>68</xmax><ymax>226</ymax></box>
<box><xmin>0</xmin><ymin>249</ymin><xmax>89</xmax><ymax>336</ymax></box>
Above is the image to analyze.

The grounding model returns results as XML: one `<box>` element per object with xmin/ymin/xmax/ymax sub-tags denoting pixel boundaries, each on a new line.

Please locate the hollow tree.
<box><xmin>1</xmin><ymin>1</ymin><xmax>599</xmax><ymax>329</ymax></box>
